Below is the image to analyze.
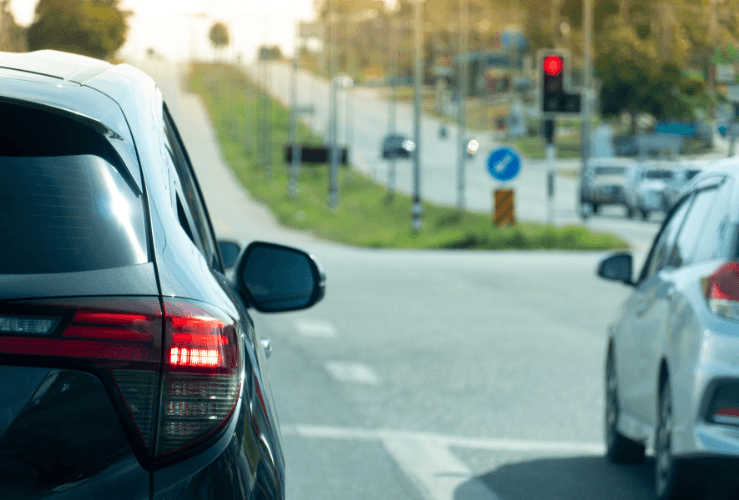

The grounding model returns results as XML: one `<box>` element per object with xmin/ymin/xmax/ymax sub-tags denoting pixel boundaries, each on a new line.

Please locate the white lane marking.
<box><xmin>382</xmin><ymin>436</ymin><xmax>499</xmax><ymax>500</ymax></box>
<box><xmin>324</xmin><ymin>362</ymin><xmax>381</xmax><ymax>385</ymax></box>
<box><xmin>294</xmin><ymin>319</ymin><xmax>338</xmax><ymax>338</ymax></box>
<box><xmin>281</xmin><ymin>424</ymin><xmax>605</xmax><ymax>454</ymax></box>
<box><xmin>282</xmin><ymin>424</ymin><xmax>606</xmax><ymax>500</ymax></box>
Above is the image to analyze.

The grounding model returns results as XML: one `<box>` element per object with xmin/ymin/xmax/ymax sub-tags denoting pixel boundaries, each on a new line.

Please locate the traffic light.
<box><xmin>542</xmin><ymin>55</ymin><xmax>564</xmax><ymax>113</ymax></box>
<box><xmin>539</xmin><ymin>51</ymin><xmax>581</xmax><ymax>115</ymax></box>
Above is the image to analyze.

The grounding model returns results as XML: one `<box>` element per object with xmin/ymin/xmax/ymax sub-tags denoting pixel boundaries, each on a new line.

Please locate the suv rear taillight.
<box><xmin>0</xmin><ymin>296</ymin><xmax>241</xmax><ymax>464</ymax></box>
<box><xmin>705</xmin><ymin>262</ymin><xmax>739</xmax><ymax>320</ymax></box>
<box><xmin>157</xmin><ymin>299</ymin><xmax>240</xmax><ymax>456</ymax></box>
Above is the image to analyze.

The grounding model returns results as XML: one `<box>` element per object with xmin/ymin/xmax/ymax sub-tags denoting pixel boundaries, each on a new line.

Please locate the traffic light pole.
<box><xmin>544</xmin><ymin>118</ymin><xmax>556</xmax><ymax>225</ymax></box>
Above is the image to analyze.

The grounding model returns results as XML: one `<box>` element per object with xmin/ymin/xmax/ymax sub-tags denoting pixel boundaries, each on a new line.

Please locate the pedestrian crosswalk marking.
<box><xmin>324</xmin><ymin>362</ymin><xmax>381</xmax><ymax>385</ymax></box>
<box><xmin>294</xmin><ymin>319</ymin><xmax>338</xmax><ymax>338</ymax></box>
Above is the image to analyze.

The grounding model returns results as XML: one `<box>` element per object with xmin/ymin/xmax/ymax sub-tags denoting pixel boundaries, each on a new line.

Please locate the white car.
<box><xmin>598</xmin><ymin>161</ymin><xmax>739</xmax><ymax>499</ymax></box>
<box><xmin>624</xmin><ymin>161</ymin><xmax>675</xmax><ymax>219</ymax></box>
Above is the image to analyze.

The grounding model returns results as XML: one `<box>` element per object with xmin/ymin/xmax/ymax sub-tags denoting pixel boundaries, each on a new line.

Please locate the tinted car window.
<box><xmin>162</xmin><ymin>105</ymin><xmax>220</xmax><ymax>270</ymax></box>
<box><xmin>0</xmin><ymin>102</ymin><xmax>148</xmax><ymax>274</ymax></box>
<box><xmin>666</xmin><ymin>187</ymin><xmax>719</xmax><ymax>268</ymax></box>
<box><xmin>645</xmin><ymin>170</ymin><xmax>673</xmax><ymax>180</ymax></box>
<box><xmin>685</xmin><ymin>169</ymin><xmax>701</xmax><ymax>181</ymax></box>
<box><xmin>594</xmin><ymin>166</ymin><xmax>626</xmax><ymax>176</ymax></box>
<box><xmin>692</xmin><ymin>180</ymin><xmax>733</xmax><ymax>263</ymax></box>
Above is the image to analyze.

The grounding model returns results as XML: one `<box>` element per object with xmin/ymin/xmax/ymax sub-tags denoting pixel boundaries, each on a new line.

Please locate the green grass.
<box><xmin>188</xmin><ymin>63</ymin><xmax>628</xmax><ymax>251</ymax></box>
<box><xmin>513</xmin><ymin>134</ymin><xmax>583</xmax><ymax>160</ymax></box>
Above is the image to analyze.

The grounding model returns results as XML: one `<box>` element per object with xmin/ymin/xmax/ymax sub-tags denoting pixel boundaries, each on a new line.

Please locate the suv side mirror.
<box><xmin>596</xmin><ymin>252</ymin><xmax>634</xmax><ymax>285</ymax></box>
<box><xmin>235</xmin><ymin>241</ymin><xmax>325</xmax><ymax>313</ymax></box>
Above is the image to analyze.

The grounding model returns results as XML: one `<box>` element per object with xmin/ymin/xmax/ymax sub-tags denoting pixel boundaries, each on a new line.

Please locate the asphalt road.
<box><xmin>246</xmin><ymin>61</ymin><xmax>664</xmax><ymax>253</ymax></box>
<box><xmin>133</xmin><ymin>58</ymin><xmax>670</xmax><ymax>500</ymax></box>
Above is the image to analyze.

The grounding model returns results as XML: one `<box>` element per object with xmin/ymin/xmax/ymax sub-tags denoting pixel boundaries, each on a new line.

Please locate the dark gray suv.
<box><xmin>0</xmin><ymin>50</ymin><xmax>324</xmax><ymax>500</ymax></box>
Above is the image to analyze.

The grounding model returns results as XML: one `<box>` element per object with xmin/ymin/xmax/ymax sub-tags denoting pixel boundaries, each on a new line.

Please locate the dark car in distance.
<box><xmin>381</xmin><ymin>133</ymin><xmax>415</xmax><ymax>159</ymax></box>
<box><xmin>0</xmin><ymin>50</ymin><xmax>325</xmax><ymax>500</ymax></box>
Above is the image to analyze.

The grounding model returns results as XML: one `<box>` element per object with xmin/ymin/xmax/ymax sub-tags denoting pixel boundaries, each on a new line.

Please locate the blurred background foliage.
<box><xmin>25</xmin><ymin>0</ymin><xmax>130</xmax><ymax>60</ymax></box>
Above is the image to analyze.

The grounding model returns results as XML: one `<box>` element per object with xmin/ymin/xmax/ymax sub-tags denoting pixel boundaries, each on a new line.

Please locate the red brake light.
<box><xmin>706</xmin><ymin>262</ymin><xmax>739</xmax><ymax>320</ymax></box>
<box><xmin>0</xmin><ymin>297</ymin><xmax>243</xmax><ymax>461</ymax></box>
<box><xmin>543</xmin><ymin>55</ymin><xmax>563</xmax><ymax>76</ymax></box>
<box><xmin>169</xmin><ymin>346</ymin><xmax>221</xmax><ymax>367</ymax></box>
<box><xmin>157</xmin><ymin>299</ymin><xmax>241</xmax><ymax>456</ymax></box>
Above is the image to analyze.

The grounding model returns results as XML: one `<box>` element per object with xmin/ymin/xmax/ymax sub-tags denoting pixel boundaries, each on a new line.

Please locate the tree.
<box><xmin>26</xmin><ymin>0</ymin><xmax>130</xmax><ymax>60</ymax></box>
<box><xmin>0</xmin><ymin>0</ymin><xmax>28</xmax><ymax>52</ymax></box>
<box><xmin>209</xmin><ymin>22</ymin><xmax>230</xmax><ymax>50</ymax></box>
<box><xmin>257</xmin><ymin>45</ymin><xmax>283</xmax><ymax>61</ymax></box>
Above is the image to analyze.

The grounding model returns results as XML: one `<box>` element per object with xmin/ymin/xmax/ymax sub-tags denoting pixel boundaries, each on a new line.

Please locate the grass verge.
<box><xmin>188</xmin><ymin>63</ymin><xmax>628</xmax><ymax>251</ymax></box>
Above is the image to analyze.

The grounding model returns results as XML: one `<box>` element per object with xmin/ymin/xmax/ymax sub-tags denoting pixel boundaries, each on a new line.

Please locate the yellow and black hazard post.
<box><xmin>493</xmin><ymin>188</ymin><xmax>516</xmax><ymax>227</ymax></box>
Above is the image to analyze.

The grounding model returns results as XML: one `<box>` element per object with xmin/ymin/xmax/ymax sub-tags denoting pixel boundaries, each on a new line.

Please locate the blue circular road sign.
<box><xmin>487</xmin><ymin>146</ymin><xmax>521</xmax><ymax>182</ymax></box>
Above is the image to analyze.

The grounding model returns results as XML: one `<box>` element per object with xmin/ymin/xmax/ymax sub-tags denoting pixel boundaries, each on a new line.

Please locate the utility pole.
<box><xmin>456</xmin><ymin>0</ymin><xmax>469</xmax><ymax>211</ymax></box>
<box><xmin>709</xmin><ymin>0</ymin><xmax>718</xmax><ymax>127</ymax></box>
<box><xmin>551</xmin><ymin>0</ymin><xmax>561</xmax><ymax>47</ymax></box>
<box><xmin>387</xmin><ymin>17</ymin><xmax>399</xmax><ymax>198</ymax></box>
<box><xmin>412</xmin><ymin>0</ymin><xmax>424</xmax><ymax>231</ymax></box>
<box><xmin>261</xmin><ymin>15</ymin><xmax>272</xmax><ymax>179</ymax></box>
<box><xmin>289</xmin><ymin>55</ymin><xmax>301</xmax><ymax>198</ymax></box>
<box><xmin>580</xmin><ymin>0</ymin><xmax>593</xmax><ymax>219</ymax></box>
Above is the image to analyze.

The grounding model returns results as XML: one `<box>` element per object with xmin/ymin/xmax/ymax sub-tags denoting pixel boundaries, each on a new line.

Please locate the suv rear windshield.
<box><xmin>0</xmin><ymin>101</ymin><xmax>148</xmax><ymax>274</ymax></box>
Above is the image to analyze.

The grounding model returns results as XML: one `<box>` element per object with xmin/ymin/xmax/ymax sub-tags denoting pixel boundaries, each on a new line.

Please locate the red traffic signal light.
<box><xmin>543</xmin><ymin>56</ymin><xmax>563</xmax><ymax>76</ymax></box>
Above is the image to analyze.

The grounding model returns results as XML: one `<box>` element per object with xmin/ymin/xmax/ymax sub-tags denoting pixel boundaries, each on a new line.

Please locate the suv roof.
<box><xmin>0</xmin><ymin>50</ymin><xmax>159</xmax><ymax>191</ymax></box>
<box><xmin>0</xmin><ymin>50</ymin><xmax>110</xmax><ymax>82</ymax></box>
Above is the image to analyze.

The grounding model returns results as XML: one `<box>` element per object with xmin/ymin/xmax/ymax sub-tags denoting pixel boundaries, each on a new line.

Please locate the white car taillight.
<box><xmin>705</xmin><ymin>261</ymin><xmax>739</xmax><ymax>320</ymax></box>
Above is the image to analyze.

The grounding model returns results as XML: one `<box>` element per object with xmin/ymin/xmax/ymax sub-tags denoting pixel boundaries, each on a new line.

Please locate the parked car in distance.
<box><xmin>623</xmin><ymin>161</ymin><xmax>675</xmax><ymax>219</ymax></box>
<box><xmin>381</xmin><ymin>133</ymin><xmax>415</xmax><ymax>159</ymax></box>
<box><xmin>0</xmin><ymin>50</ymin><xmax>326</xmax><ymax>500</ymax></box>
<box><xmin>597</xmin><ymin>162</ymin><xmax>739</xmax><ymax>500</ymax></box>
<box><xmin>661</xmin><ymin>163</ymin><xmax>704</xmax><ymax>212</ymax></box>
<box><xmin>580</xmin><ymin>158</ymin><xmax>634</xmax><ymax>217</ymax></box>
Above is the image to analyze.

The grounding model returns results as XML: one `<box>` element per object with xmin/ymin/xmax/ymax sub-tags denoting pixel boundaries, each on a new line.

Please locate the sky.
<box><xmin>8</xmin><ymin>0</ymin><xmax>319</xmax><ymax>62</ymax></box>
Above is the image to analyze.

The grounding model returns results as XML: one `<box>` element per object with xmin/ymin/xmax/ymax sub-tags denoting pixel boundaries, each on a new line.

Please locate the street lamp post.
<box><xmin>456</xmin><ymin>0</ymin><xmax>469</xmax><ymax>212</ymax></box>
<box><xmin>387</xmin><ymin>18</ymin><xmax>399</xmax><ymax>198</ymax></box>
<box><xmin>412</xmin><ymin>0</ymin><xmax>424</xmax><ymax>231</ymax></box>
<box><xmin>328</xmin><ymin>9</ymin><xmax>339</xmax><ymax>209</ymax></box>
<box><xmin>581</xmin><ymin>0</ymin><xmax>593</xmax><ymax>216</ymax></box>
